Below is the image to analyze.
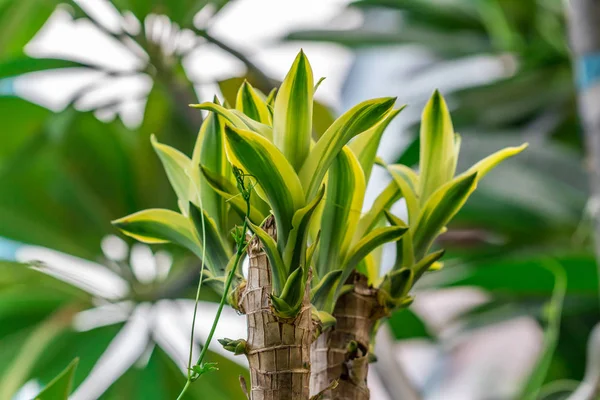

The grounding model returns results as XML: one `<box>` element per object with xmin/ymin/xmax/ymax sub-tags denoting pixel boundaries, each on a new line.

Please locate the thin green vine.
<box><xmin>177</xmin><ymin>167</ymin><xmax>253</xmax><ymax>400</ymax></box>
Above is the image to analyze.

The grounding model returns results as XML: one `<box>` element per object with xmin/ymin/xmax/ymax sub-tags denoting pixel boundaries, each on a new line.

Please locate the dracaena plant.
<box><xmin>309</xmin><ymin>90</ymin><xmax>527</xmax><ymax>400</ymax></box>
<box><xmin>115</xmin><ymin>50</ymin><xmax>401</xmax><ymax>400</ymax></box>
<box><xmin>113</xmin><ymin>49</ymin><xmax>526</xmax><ymax>400</ymax></box>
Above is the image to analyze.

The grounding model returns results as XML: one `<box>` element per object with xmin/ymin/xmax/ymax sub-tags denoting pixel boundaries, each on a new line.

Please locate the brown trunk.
<box><xmin>239</xmin><ymin>216</ymin><xmax>312</xmax><ymax>399</ymax></box>
<box><xmin>310</xmin><ymin>274</ymin><xmax>386</xmax><ymax>400</ymax></box>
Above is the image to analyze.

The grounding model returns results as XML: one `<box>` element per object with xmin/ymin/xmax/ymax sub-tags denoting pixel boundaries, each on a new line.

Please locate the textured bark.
<box><xmin>239</xmin><ymin>216</ymin><xmax>312</xmax><ymax>399</ymax></box>
<box><xmin>310</xmin><ymin>274</ymin><xmax>386</xmax><ymax>400</ymax></box>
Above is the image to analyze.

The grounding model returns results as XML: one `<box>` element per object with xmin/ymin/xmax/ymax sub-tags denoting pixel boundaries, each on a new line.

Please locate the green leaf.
<box><xmin>0</xmin><ymin>309</ymin><xmax>75</xmax><ymax>400</ymax></box>
<box><xmin>413</xmin><ymin>249</ymin><xmax>445</xmax><ymax>280</ymax></box>
<box><xmin>246</xmin><ymin>218</ymin><xmax>287</xmax><ymax>295</ymax></box>
<box><xmin>306</xmin><ymin>230</ymin><xmax>321</xmax><ymax>274</ymax></box>
<box><xmin>384</xmin><ymin>210</ymin><xmax>414</xmax><ymax>270</ymax></box>
<box><xmin>387</xmin><ymin>163</ymin><xmax>419</xmax><ymax>224</ymax></box>
<box><xmin>266</xmin><ymin>88</ymin><xmax>277</xmax><ymax>107</ymax></box>
<box><xmin>355</xmin><ymin>180</ymin><xmax>401</xmax><ymax>241</ymax></box>
<box><xmin>517</xmin><ymin>260</ymin><xmax>566</xmax><ymax>400</ymax></box>
<box><xmin>0</xmin><ymin>58</ymin><xmax>91</xmax><ymax>80</ymax></box>
<box><xmin>283</xmin><ymin>184</ymin><xmax>325</xmax><ymax>280</ymax></box>
<box><xmin>271</xmin><ymin>267</ymin><xmax>305</xmax><ymax>318</ymax></box>
<box><xmin>317</xmin><ymin>147</ymin><xmax>365</xmax><ymax>277</ymax></box>
<box><xmin>273</xmin><ymin>50</ymin><xmax>314</xmax><ymax>170</ymax></box>
<box><xmin>189</xmin><ymin>203</ymin><xmax>232</xmax><ymax>274</ymax></box>
<box><xmin>199</xmin><ymin>166</ymin><xmax>268</xmax><ymax>224</ymax></box>
<box><xmin>191</xmin><ymin>102</ymin><xmax>247</xmax><ymax>127</ymax></box>
<box><xmin>191</xmin><ymin>102</ymin><xmax>230</xmax><ymax>233</ymax></box>
<box><xmin>151</xmin><ymin>135</ymin><xmax>192</xmax><ymax>214</ymax></box>
<box><xmin>224</xmin><ymin>125</ymin><xmax>305</xmax><ymax>249</ymax></box>
<box><xmin>463</xmin><ymin>143</ymin><xmax>528</xmax><ymax>179</ymax></box>
<box><xmin>341</xmin><ymin>225</ymin><xmax>408</xmax><ymax>284</ymax></box>
<box><xmin>190</xmin><ymin>102</ymin><xmax>273</xmax><ymax>140</ymax></box>
<box><xmin>419</xmin><ymin>90</ymin><xmax>458</xmax><ymax>203</ymax></box>
<box><xmin>236</xmin><ymin>81</ymin><xmax>271</xmax><ymax>124</ymax></box>
<box><xmin>112</xmin><ymin>209</ymin><xmax>203</xmax><ymax>258</ymax></box>
<box><xmin>35</xmin><ymin>358</ymin><xmax>79</xmax><ymax>400</ymax></box>
<box><xmin>311</xmin><ymin>269</ymin><xmax>343</xmax><ymax>310</ymax></box>
<box><xmin>312</xmin><ymin>308</ymin><xmax>336</xmax><ymax>330</ymax></box>
<box><xmin>349</xmin><ymin>106</ymin><xmax>404</xmax><ymax>181</ymax></box>
<box><xmin>388</xmin><ymin>308</ymin><xmax>434</xmax><ymax>340</ymax></box>
<box><xmin>381</xmin><ymin>268</ymin><xmax>414</xmax><ymax>299</ymax></box>
<box><xmin>299</xmin><ymin>97</ymin><xmax>397</xmax><ymax>199</ymax></box>
<box><xmin>413</xmin><ymin>172</ymin><xmax>478</xmax><ymax>259</ymax></box>
<box><xmin>314</xmin><ymin>76</ymin><xmax>326</xmax><ymax>93</ymax></box>
<box><xmin>230</xmin><ymin>109</ymin><xmax>273</xmax><ymax>141</ymax></box>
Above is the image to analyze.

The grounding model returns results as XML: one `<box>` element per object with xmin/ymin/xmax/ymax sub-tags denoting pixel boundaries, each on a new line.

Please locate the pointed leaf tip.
<box><xmin>419</xmin><ymin>89</ymin><xmax>456</xmax><ymax>203</ymax></box>
<box><xmin>273</xmin><ymin>49</ymin><xmax>314</xmax><ymax>170</ymax></box>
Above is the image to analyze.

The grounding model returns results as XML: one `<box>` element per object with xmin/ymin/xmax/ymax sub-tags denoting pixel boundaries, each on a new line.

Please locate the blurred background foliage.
<box><xmin>0</xmin><ymin>0</ymin><xmax>597</xmax><ymax>399</ymax></box>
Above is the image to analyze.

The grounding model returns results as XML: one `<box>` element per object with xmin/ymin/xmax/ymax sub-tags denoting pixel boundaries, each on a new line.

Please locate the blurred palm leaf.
<box><xmin>0</xmin><ymin>1</ymin><xmax>271</xmax><ymax>398</ymax></box>
<box><xmin>288</xmin><ymin>0</ymin><xmax>575</xmax><ymax>145</ymax></box>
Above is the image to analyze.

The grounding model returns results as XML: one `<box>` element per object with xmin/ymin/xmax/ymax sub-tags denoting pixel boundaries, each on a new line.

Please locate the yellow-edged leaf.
<box><xmin>413</xmin><ymin>249</ymin><xmax>445</xmax><ymax>280</ymax></box>
<box><xmin>299</xmin><ymin>97</ymin><xmax>397</xmax><ymax>199</ymax></box>
<box><xmin>151</xmin><ymin>135</ymin><xmax>192</xmax><ymax>215</ymax></box>
<box><xmin>247</xmin><ymin>218</ymin><xmax>287</xmax><ymax>294</ymax></box>
<box><xmin>283</xmin><ymin>184</ymin><xmax>325</xmax><ymax>280</ymax></box>
<box><xmin>191</xmin><ymin>102</ymin><xmax>247</xmax><ymax>127</ymax></box>
<box><xmin>380</xmin><ymin>267</ymin><xmax>414</xmax><ymax>300</ymax></box>
<box><xmin>306</xmin><ymin>230</ymin><xmax>321</xmax><ymax>276</ymax></box>
<box><xmin>419</xmin><ymin>90</ymin><xmax>457</xmax><ymax>203</ymax></box>
<box><xmin>236</xmin><ymin>80</ymin><xmax>271</xmax><ymax>125</ymax></box>
<box><xmin>316</xmin><ymin>146</ymin><xmax>365</xmax><ymax>278</ymax></box>
<box><xmin>341</xmin><ymin>225</ymin><xmax>408</xmax><ymax>284</ymax></box>
<box><xmin>273</xmin><ymin>50</ymin><xmax>314</xmax><ymax>171</ymax></box>
<box><xmin>266</xmin><ymin>88</ymin><xmax>277</xmax><ymax>107</ymax></box>
<box><xmin>388</xmin><ymin>164</ymin><xmax>419</xmax><ymax>224</ymax></box>
<box><xmin>384</xmin><ymin>210</ymin><xmax>414</xmax><ymax>270</ymax></box>
<box><xmin>191</xmin><ymin>101</ymin><xmax>273</xmax><ymax>140</ymax></box>
<box><xmin>271</xmin><ymin>267</ymin><xmax>304</xmax><ymax>318</ymax></box>
<box><xmin>349</xmin><ymin>106</ymin><xmax>404</xmax><ymax>181</ymax></box>
<box><xmin>230</xmin><ymin>109</ymin><xmax>273</xmax><ymax>141</ymax></box>
<box><xmin>189</xmin><ymin>203</ymin><xmax>232</xmax><ymax>274</ymax></box>
<box><xmin>413</xmin><ymin>172</ymin><xmax>478</xmax><ymax>258</ymax></box>
<box><xmin>464</xmin><ymin>143</ymin><xmax>528</xmax><ymax>180</ymax></box>
<box><xmin>311</xmin><ymin>269</ymin><xmax>342</xmax><ymax>310</ymax></box>
<box><xmin>357</xmin><ymin>254</ymin><xmax>378</xmax><ymax>285</ymax></box>
<box><xmin>112</xmin><ymin>209</ymin><xmax>202</xmax><ymax>258</ymax></box>
<box><xmin>224</xmin><ymin>125</ymin><xmax>305</xmax><ymax>249</ymax></box>
<box><xmin>314</xmin><ymin>76</ymin><xmax>326</xmax><ymax>93</ymax></box>
<box><xmin>199</xmin><ymin>166</ymin><xmax>268</xmax><ymax>224</ymax></box>
<box><xmin>355</xmin><ymin>180</ymin><xmax>401</xmax><ymax>241</ymax></box>
<box><xmin>190</xmin><ymin>104</ymin><xmax>230</xmax><ymax>232</ymax></box>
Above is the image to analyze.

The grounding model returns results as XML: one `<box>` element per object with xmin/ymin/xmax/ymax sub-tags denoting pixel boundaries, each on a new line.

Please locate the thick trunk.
<box><xmin>310</xmin><ymin>274</ymin><xmax>385</xmax><ymax>400</ymax></box>
<box><xmin>239</xmin><ymin>216</ymin><xmax>312</xmax><ymax>399</ymax></box>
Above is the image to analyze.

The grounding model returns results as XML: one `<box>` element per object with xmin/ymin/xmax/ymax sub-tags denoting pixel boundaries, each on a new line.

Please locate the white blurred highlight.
<box><xmin>154</xmin><ymin>250</ymin><xmax>173</xmax><ymax>281</ymax></box>
<box><xmin>73</xmin><ymin>301</ymin><xmax>134</xmax><ymax>332</ymax></box>
<box><xmin>71</xmin><ymin>304</ymin><xmax>153</xmax><ymax>400</ymax></box>
<box><xmin>101</xmin><ymin>235</ymin><xmax>128</xmax><ymax>262</ymax></box>
<box><xmin>130</xmin><ymin>243</ymin><xmax>158</xmax><ymax>284</ymax></box>
<box><xmin>16</xmin><ymin>246</ymin><xmax>129</xmax><ymax>300</ymax></box>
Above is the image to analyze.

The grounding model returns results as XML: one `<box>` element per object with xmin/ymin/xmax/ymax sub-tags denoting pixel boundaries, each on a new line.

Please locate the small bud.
<box><xmin>218</xmin><ymin>338</ymin><xmax>247</xmax><ymax>355</ymax></box>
